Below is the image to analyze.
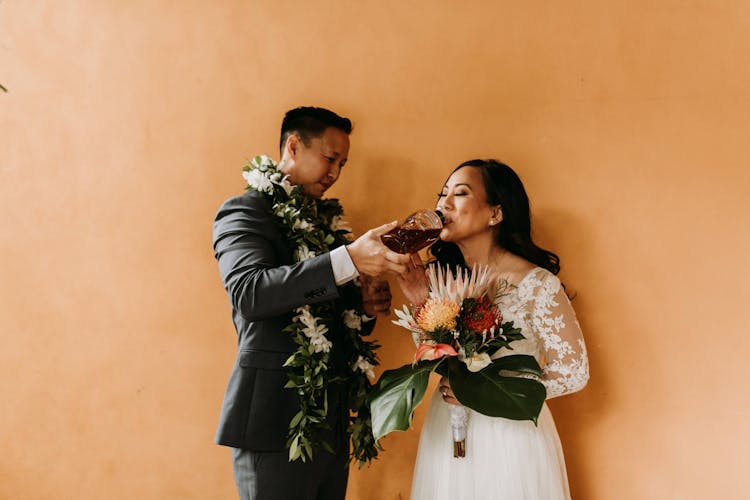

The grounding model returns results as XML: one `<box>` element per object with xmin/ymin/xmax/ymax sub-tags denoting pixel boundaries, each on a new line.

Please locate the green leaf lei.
<box><xmin>242</xmin><ymin>155</ymin><xmax>381</xmax><ymax>465</ymax></box>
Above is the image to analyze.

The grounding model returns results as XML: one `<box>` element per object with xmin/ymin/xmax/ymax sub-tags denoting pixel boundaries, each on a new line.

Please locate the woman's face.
<box><xmin>436</xmin><ymin>166</ymin><xmax>499</xmax><ymax>243</ymax></box>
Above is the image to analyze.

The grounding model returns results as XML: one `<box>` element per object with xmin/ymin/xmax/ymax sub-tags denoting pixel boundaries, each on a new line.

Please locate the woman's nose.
<box><xmin>439</xmin><ymin>195</ymin><xmax>453</xmax><ymax>211</ymax></box>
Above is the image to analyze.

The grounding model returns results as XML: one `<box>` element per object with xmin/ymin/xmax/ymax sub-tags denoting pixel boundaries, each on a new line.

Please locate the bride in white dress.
<box><xmin>398</xmin><ymin>159</ymin><xmax>589</xmax><ymax>500</ymax></box>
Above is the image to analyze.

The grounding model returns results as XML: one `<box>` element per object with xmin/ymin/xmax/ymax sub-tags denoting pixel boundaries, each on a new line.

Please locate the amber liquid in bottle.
<box><xmin>381</xmin><ymin>228</ymin><xmax>442</xmax><ymax>254</ymax></box>
<box><xmin>380</xmin><ymin>209</ymin><xmax>444</xmax><ymax>254</ymax></box>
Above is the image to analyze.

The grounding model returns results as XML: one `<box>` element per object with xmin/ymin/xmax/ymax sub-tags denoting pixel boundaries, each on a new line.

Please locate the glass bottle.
<box><xmin>380</xmin><ymin>209</ymin><xmax>445</xmax><ymax>254</ymax></box>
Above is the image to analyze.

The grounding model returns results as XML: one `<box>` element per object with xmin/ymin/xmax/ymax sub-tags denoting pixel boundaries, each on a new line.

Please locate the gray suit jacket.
<box><xmin>213</xmin><ymin>191</ymin><xmax>373</xmax><ymax>451</ymax></box>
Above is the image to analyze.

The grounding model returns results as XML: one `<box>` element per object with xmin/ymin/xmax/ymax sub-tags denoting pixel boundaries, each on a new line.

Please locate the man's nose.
<box><xmin>328</xmin><ymin>164</ymin><xmax>341</xmax><ymax>181</ymax></box>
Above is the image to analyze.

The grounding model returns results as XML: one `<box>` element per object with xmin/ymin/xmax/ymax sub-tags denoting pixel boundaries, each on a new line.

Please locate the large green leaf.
<box><xmin>449</xmin><ymin>355</ymin><xmax>547</xmax><ymax>424</ymax></box>
<box><xmin>368</xmin><ymin>362</ymin><xmax>435</xmax><ymax>441</ymax></box>
<box><xmin>490</xmin><ymin>354</ymin><xmax>544</xmax><ymax>377</ymax></box>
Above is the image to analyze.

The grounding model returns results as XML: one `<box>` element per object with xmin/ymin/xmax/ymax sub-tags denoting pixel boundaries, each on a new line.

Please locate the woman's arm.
<box><xmin>530</xmin><ymin>272</ymin><xmax>590</xmax><ymax>399</ymax></box>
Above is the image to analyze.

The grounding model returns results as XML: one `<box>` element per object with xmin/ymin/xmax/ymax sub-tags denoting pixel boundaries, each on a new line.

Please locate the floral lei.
<box><xmin>243</xmin><ymin>155</ymin><xmax>381</xmax><ymax>465</ymax></box>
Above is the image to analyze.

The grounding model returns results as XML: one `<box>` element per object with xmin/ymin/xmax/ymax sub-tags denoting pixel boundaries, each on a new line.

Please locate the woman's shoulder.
<box><xmin>516</xmin><ymin>266</ymin><xmax>561</xmax><ymax>294</ymax></box>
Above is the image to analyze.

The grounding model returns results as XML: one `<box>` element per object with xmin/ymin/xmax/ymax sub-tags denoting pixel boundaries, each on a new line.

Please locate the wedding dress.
<box><xmin>410</xmin><ymin>267</ymin><xmax>589</xmax><ymax>500</ymax></box>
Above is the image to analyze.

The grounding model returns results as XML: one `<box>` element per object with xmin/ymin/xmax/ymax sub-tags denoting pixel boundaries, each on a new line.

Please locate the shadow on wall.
<box><xmin>534</xmin><ymin>207</ymin><xmax>611</xmax><ymax>500</ymax></box>
<box><xmin>339</xmin><ymin>153</ymin><xmax>433</xmax><ymax>231</ymax></box>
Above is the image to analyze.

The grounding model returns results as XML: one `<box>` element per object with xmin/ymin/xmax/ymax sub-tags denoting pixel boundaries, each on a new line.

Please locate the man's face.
<box><xmin>282</xmin><ymin>127</ymin><xmax>350</xmax><ymax>198</ymax></box>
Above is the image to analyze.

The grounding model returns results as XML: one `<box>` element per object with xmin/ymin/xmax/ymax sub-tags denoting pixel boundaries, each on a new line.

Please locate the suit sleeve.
<box><xmin>213</xmin><ymin>193</ymin><xmax>340</xmax><ymax>321</ymax></box>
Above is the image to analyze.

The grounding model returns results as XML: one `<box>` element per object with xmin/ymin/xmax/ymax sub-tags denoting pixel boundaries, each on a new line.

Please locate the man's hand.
<box><xmin>346</xmin><ymin>221</ymin><xmax>410</xmax><ymax>277</ymax></box>
<box><xmin>396</xmin><ymin>252</ymin><xmax>430</xmax><ymax>305</ymax></box>
<box><xmin>361</xmin><ymin>275</ymin><xmax>392</xmax><ymax>316</ymax></box>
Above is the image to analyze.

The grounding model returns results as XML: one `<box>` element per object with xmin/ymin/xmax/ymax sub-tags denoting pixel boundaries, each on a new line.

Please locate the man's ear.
<box><xmin>286</xmin><ymin>133</ymin><xmax>301</xmax><ymax>160</ymax></box>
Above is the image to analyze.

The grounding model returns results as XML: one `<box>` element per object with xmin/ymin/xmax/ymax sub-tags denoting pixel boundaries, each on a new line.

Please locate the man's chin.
<box><xmin>307</xmin><ymin>184</ymin><xmax>331</xmax><ymax>198</ymax></box>
<box><xmin>302</xmin><ymin>186</ymin><xmax>325</xmax><ymax>199</ymax></box>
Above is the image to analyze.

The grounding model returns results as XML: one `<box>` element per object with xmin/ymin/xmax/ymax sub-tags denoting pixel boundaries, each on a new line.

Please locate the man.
<box><xmin>213</xmin><ymin>106</ymin><xmax>410</xmax><ymax>499</ymax></box>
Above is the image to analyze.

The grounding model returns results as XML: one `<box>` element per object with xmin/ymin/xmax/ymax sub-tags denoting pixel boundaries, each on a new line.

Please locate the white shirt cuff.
<box><xmin>331</xmin><ymin>245</ymin><xmax>359</xmax><ymax>286</ymax></box>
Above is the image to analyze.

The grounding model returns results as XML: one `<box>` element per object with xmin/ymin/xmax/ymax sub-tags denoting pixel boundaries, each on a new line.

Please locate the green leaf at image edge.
<box><xmin>368</xmin><ymin>361</ymin><xmax>437</xmax><ymax>442</ymax></box>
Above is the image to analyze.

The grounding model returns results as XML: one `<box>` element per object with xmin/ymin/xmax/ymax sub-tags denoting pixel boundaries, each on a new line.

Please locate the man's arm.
<box><xmin>213</xmin><ymin>192</ymin><xmax>340</xmax><ymax>321</ymax></box>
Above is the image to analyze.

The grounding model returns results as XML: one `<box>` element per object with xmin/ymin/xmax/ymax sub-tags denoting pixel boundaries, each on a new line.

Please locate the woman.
<box><xmin>398</xmin><ymin>159</ymin><xmax>589</xmax><ymax>500</ymax></box>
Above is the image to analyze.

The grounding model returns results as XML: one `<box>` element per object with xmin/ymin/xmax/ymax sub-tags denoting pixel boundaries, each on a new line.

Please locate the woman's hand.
<box><xmin>439</xmin><ymin>376</ymin><xmax>461</xmax><ymax>406</ymax></box>
<box><xmin>396</xmin><ymin>253</ymin><xmax>430</xmax><ymax>305</ymax></box>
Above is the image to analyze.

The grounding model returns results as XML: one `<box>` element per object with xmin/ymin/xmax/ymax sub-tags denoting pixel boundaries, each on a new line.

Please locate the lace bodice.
<box><xmin>496</xmin><ymin>267</ymin><xmax>589</xmax><ymax>399</ymax></box>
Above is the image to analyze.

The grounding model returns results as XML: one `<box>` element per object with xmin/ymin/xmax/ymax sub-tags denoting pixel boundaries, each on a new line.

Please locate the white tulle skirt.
<box><xmin>410</xmin><ymin>390</ymin><xmax>571</xmax><ymax>500</ymax></box>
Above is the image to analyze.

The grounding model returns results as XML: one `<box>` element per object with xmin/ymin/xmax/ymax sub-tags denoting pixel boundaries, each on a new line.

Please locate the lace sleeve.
<box><xmin>530</xmin><ymin>272</ymin><xmax>590</xmax><ymax>399</ymax></box>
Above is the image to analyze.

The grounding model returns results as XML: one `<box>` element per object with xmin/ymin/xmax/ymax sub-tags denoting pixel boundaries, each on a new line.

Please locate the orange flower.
<box><xmin>415</xmin><ymin>297</ymin><xmax>460</xmax><ymax>332</ymax></box>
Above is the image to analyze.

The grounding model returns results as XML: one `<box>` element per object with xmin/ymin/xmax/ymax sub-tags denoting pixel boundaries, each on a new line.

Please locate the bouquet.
<box><xmin>369</xmin><ymin>264</ymin><xmax>547</xmax><ymax>457</ymax></box>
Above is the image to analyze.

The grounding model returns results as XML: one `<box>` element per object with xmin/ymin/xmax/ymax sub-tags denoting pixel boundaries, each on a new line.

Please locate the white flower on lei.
<box><xmin>342</xmin><ymin>309</ymin><xmax>363</xmax><ymax>331</ymax></box>
<box><xmin>243</xmin><ymin>169</ymin><xmax>274</xmax><ymax>193</ymax></box>
<box><xmin>353</xmin><ymin>355</ymin><xmax>375</xmax><ymax>379</ymax></box>
<box><xmin>295</xmin><ymin>306</ymin><xmax>332</xmax><ymax>353</ymax></box>
<box><xmin>293</xmin><ymin>219</ymin><xmax>313</xmax><ymax>231</ymax></box>
<box><xmin>330</xmin><ymin>215</ymin><xmax>351</xmax><ymax>232</ymax></box>
<box><xmin>274</xmin><ymin>204</ymin><xmax>295</xmax><ymax>218</ymax></box>
<box><xmin>294</xmin><ymin>244</ymin><xmax>316</xmax><ymax>261</ymax></box>
<box><xmin>257</xmin><ymin>155</ymin><xmax>275</xmax><ymax>168</ymax></box>
<box><xmin>279</xmin><ymin>177</ymin><xmax>294</xmax><ymax>196</ymax></box>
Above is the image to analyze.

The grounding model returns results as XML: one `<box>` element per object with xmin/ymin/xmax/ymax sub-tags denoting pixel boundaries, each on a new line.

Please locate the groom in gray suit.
<box><xmin>213</xmin><ymin>106</ymin><xmax>410</xmax><ymax>500</ymax></box>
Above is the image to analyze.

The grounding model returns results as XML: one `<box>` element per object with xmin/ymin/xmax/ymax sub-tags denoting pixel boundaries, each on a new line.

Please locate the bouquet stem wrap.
<box><xmin>449</xmin><ymin>405</ymin><xmax>470</xmax><ymax>458</ymax></box>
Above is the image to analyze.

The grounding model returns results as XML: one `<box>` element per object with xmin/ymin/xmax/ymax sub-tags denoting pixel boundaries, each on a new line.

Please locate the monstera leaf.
<box><xmin>369</xmin><ymin>354</ymin><xmax>547</xmax><ymax>442</ymax></box>
<box><xmin>369</xmin><ymin>361</ymin><xmax>436</xmax><ymax>441</ymax></box>
<box><xmin>449</xmin><ymin>355</ymin><xmax>547</xmax><ymax>423</ymax></box>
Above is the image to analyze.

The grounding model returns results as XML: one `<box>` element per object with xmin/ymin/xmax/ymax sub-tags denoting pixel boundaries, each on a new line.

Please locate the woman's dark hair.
<box><xmin>430</xmin><ymin>159</ymin><xmax>560</xmax><ymax>275</ymax></box>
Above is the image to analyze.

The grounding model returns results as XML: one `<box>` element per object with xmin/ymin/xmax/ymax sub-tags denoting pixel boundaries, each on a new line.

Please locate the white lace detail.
<box><xmin>498</xmin><ymin>268</ymin><xmax>589</xmax><ymax>399</ymax></box>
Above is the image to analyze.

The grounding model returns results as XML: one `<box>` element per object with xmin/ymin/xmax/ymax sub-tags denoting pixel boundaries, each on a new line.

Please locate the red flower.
<box><xmin>462</xmin><ymin>296</ymin><xmax>502</xmax><ymax>333</ymax></box>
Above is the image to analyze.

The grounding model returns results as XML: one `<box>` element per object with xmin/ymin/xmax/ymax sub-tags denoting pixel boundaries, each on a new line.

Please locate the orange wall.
<box><xmin>2</xmin><ymin>1</ymin><xmax>749</xmax><ymax>499</ymax></box>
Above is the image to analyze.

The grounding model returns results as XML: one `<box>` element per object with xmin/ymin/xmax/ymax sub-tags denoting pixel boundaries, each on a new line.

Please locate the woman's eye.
<box><xmin>437</xmin><ymin>193</ymin><xmax>447</xmax><ymax>198</ymax></box>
